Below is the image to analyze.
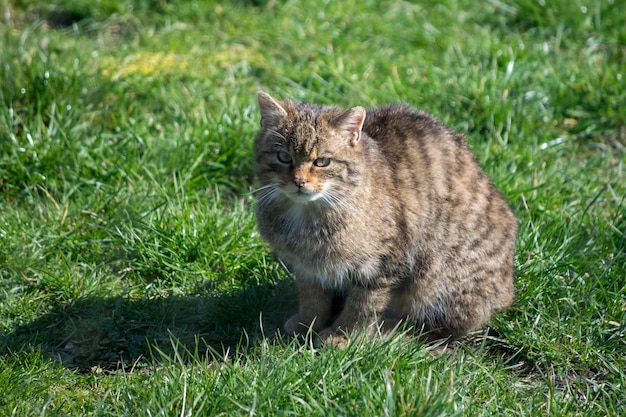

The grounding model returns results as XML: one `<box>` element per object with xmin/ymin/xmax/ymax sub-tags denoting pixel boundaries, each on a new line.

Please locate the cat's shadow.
<box><xmin>0</xmin><ymin>280</ymin><xmax>296</xmax><ymax>371</ymax></box>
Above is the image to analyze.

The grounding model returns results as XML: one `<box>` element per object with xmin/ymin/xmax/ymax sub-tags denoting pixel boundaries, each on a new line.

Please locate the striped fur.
<box><xmin>253</xmin><ymin>92</ymin><xmax>517</xmax><ymax>345</ymax></box>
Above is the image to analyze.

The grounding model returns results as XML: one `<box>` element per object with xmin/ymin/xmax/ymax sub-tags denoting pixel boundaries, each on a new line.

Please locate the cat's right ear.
<box><xmin>257</xmin><ymin>91</ymin><xmax>288</xmax><ymax>128</ymax></box>
<box><xmin>330</xmin><ymin>106</ymin><xmax>366</xmax><ymax>146</ymax></box>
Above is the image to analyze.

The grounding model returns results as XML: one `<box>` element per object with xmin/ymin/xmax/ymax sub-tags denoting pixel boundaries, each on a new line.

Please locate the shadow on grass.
<box><xmin>0</xmin><ymin>280</ymin><xmax>296</xmax><ymax>372</ymax></box>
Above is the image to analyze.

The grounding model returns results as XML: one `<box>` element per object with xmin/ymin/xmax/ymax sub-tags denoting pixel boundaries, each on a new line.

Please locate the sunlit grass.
<box><xmin>1</xmin><ymin>0</ymin><xmax>624</xmax><ymax>415</ymax></box>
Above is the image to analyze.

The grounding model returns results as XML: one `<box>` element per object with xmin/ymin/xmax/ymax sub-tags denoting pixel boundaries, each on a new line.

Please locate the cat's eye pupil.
<box><xmin>277</xmin><ymin>151</ymin><xmax>292</xmax><ymax>163</ymax></box>
<box><xmin>314</xmin><ymin>157</ymin><xmax>331</xmax><ymax>167</ymax></box>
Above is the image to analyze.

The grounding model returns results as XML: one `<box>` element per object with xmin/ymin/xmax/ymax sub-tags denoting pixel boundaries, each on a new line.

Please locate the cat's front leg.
<box><xmin>284</xmin><ymin>277</ymin><xmax>334</xmax><ymax>337</ymax></box>
<box><xmin>317</xmin><ymin>283</ymin><xmax>395</xmax><ymax>348</ymax></box>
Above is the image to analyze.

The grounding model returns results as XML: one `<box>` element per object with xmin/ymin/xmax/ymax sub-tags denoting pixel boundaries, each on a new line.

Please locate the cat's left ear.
<box><xmin>257</xmin><ymin>91</ymin><xmax>288</xmax><ymax>128</ymax></box>
<box><xmin>330</xmin><ymin>106</ymin><xmax>366</xmax><ymax>146</ymax></box>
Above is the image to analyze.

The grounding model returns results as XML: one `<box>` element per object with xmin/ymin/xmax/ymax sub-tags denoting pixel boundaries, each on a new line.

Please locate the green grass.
<box><xmin>1</xmin><ymin>0</ymin><xmax>624</xmax><ymax>415</ymax></box>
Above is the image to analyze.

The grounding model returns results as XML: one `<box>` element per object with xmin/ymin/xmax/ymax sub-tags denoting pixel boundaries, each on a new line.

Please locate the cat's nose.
<box><xmin>293</xmin><ymin>176</ymin><xmax>307</xmax><ymax>188</ymax></box>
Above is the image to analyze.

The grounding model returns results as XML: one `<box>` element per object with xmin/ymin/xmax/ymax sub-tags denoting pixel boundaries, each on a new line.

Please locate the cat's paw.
<box><xmin>284</xmin><ymin>315</ymin><xmax>314</xmax><ymax>337</ymax></box>
<box><xmin>315</xmin><ymin>329</ymin><xmax>350</xmax><ymax>349</ymax></box>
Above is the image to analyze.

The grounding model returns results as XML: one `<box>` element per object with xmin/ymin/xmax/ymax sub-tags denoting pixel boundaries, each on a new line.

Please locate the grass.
<box><xmin>1</xmin><ymin>0</ymin><xmax>624</xmax><ymax>415</ymax></box>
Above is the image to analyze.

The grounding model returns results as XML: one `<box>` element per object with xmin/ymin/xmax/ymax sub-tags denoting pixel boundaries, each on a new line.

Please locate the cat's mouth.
<box><xmin>283</xmin><ymin>186</ymin><xmax>322</xmax><ymax>204</ymax></box>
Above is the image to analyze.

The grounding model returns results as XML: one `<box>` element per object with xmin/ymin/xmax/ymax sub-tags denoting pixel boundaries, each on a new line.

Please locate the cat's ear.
<box><xmin>330</xmin><ymin>106</ymin><xmax>366</xmax><ymax>145</ymax></box>
<box><xmin>257</xmin><ymin>91</ymin><xmax>288</xmax><ymax>128</ymax></box>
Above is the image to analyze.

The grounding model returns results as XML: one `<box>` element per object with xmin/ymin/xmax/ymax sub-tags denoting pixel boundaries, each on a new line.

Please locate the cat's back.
<box><xmin>363</xmin><ymin>104</ymin><xmax>465</xmax><ymax>157</ymax></box>
<box><xmin>361</xmin><ymin>103</ymin><xmax>517</xmax><ymax>252</ymax></box>
<box><xmin>361</xmin><ymin>104</ymin><xmax>482</xmax><ymax>203</ymax></box>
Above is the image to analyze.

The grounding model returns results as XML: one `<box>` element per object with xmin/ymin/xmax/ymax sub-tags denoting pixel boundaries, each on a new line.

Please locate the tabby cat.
<box><xmin>253</xmin><ymin>91</ymin><xmax>517</xmax><ymax>347</ymax></box>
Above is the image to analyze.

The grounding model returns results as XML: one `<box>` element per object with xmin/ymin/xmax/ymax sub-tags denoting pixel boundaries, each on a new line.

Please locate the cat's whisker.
<box><xmin>321</xmin><ymin>193</ymin><xmax>341</xmax><ymax>211</ymax></box>
<box><xmin>256</xmin><ymin>189</ymin><xmax>276</xmax><ymax>204</ymax></box>
<box><xmin>254</xmin><ymin>184</ymin><xmax>283</xmax><ymax>207</ymax></box>
<box><xmin>322</xmin><ymin>189</ymin><xmax>357</xmax><ymax>214</ymax></box>
<box><xmin>250</xmin><ymin>183</ymin><xmax>278</xmax><ymax>195</ymax></box>
<box><xmin>323</xmin><ymin>190</ymin><xmax>371</xmax><ymax>232</ymax></box>
<box><xmin>266</xmin><ymin>129</ymin><xmax>286</xmax><ymax>141</ymax></box>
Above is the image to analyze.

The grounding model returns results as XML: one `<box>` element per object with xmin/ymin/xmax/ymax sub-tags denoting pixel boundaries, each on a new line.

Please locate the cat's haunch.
<box><xmin>253</xmin><ymin>91</ymin><xmax>517</xmax><ymax>347</ymax></box>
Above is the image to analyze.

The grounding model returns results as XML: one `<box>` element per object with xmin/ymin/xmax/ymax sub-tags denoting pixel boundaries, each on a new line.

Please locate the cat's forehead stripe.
<box><xmin>277</xmin><ymin>109</ymin><xmax>329</xmax><ymax>156</ymax></box>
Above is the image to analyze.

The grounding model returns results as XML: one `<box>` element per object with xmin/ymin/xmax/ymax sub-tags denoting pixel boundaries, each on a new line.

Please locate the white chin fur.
<box><xmin>283</xmin><ymin>187</ymin><xmax>323</xmax><ymax>203</ymax></box>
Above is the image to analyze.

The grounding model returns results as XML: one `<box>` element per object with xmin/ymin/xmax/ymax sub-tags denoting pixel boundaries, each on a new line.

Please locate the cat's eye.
<box><xmin>277</xmin><ymin>151</ymin><xmax>292</xmax><ymax>164</ymax></box>
<box><xmin>313</xmin><ymin>157</ymin><xmax>331</xmax><ymax>167</ymax></box>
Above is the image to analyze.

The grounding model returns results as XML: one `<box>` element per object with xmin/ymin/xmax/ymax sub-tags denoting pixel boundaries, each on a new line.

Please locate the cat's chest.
<box><xmin>276</xmin><ymin>205</ymin><xmax>345</xmax><ymax>247</ymax></box>
<box><xmin>263</xmin><ymin>205</ymin><xmax>385</xmax><ymax>286</ymax></box>
<box><xmin>259</xmin><ymin>204</ymin><xmax>363</xmax><ymax>267</ymax></box>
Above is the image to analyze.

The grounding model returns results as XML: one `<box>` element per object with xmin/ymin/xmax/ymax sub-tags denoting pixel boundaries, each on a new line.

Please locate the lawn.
<box><xmin>1</xmin><ymin>0</ymin><xmax>624</xmax><ymax>415</ymax></box>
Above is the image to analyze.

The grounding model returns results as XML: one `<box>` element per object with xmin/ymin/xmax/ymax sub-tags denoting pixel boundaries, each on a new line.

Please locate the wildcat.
<box><xmin>253</xmin><ymin>91</ymin><xmax>517</xmax><ymax>347</ymax></box>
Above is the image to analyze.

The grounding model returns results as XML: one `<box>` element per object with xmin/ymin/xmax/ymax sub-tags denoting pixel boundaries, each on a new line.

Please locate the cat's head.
<box><xmin>254</xmin><ymin>91</ymin><xmax>366</xmax><ymax>208</ymax></box>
